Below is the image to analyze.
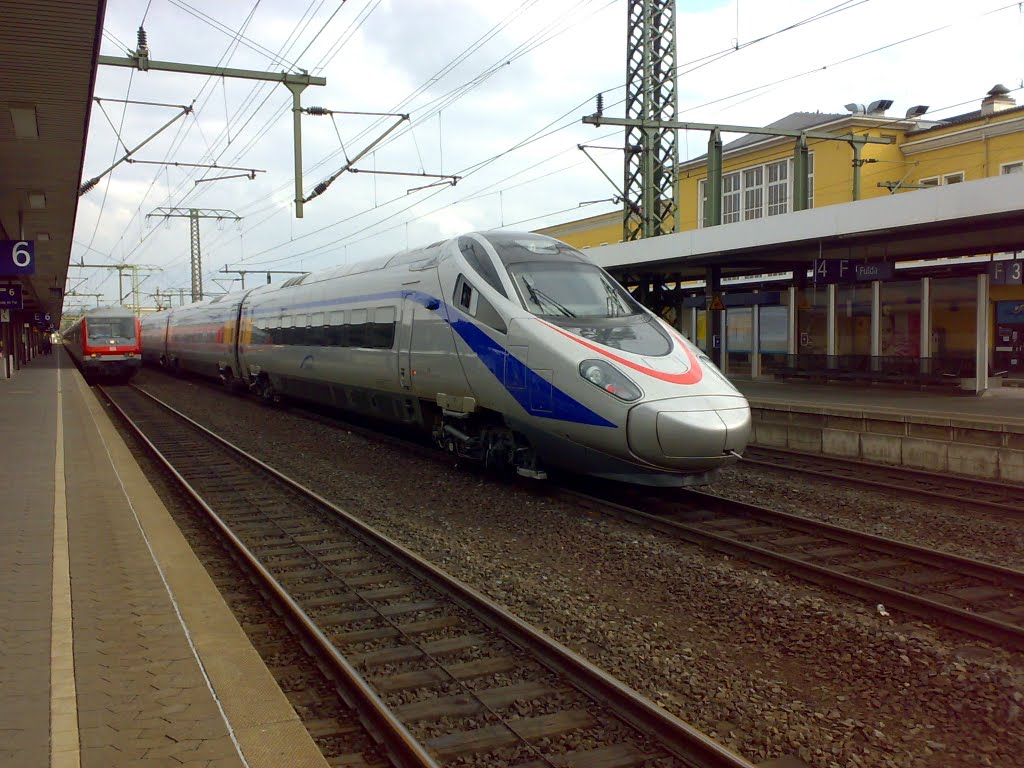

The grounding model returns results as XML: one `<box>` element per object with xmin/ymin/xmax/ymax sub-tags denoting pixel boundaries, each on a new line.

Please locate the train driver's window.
<box><xmin>455</xmin><ymin>275</ymin><xmax>478</xmax><ymax>314</ymax></box>
<box><xmin>455</xmin><ymin>274</ymin><xmax>506</xmax><ymax>334</ymax></box>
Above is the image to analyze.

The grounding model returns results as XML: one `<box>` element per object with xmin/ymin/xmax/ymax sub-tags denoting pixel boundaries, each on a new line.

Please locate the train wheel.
<box><xmin>258</xmin><ymin>378</ymin><xmax>280</xmax><ymax>405</ymax></box>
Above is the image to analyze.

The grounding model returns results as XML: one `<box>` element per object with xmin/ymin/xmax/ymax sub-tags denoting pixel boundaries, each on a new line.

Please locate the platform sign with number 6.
<box><xmin>0</xmin><ymin>284</ymin><xmax>23</xmax><ymax>309</ymax></box>
<box><xmin>0</xmin><ymin>241</ymin><xmax>35</xmax><ymax>275</ymax></box>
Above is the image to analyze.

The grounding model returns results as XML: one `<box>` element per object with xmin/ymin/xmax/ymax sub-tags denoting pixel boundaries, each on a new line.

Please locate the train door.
<box><xmin>397</xmin><ymin>286</ymin><xmax>419</xmax><ymax>390</ymax></box>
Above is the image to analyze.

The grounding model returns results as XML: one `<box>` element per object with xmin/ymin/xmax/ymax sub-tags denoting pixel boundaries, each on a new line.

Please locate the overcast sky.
<box><xmin>69</xmin><ymin>0</ymin><xmax>1024</xmax><ymax>307</ymax></box>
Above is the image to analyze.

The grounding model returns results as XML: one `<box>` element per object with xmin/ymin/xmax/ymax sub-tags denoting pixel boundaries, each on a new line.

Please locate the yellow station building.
<box><xmin>538</xmin><ymin>84</ymin><xmax>1024</xmax><ymax>384</ymax></box>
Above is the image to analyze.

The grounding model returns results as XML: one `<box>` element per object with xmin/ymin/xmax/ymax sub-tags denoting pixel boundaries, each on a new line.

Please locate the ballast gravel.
<box><xmin>133</xmin><ymin>371</ymin><xmax>1024</xmax><ymax>768</ymax></box>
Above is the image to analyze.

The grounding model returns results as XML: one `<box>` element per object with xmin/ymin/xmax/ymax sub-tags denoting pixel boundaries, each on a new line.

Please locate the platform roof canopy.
<box><xmin>0</xmin><ymin>0</ymin><xmax>105</xmax><ymax>321</ymax></box>
<box><xmin>589</xmin><ymin>173</ymin><xmax>1024</xmax><ymax>281</ymax></box>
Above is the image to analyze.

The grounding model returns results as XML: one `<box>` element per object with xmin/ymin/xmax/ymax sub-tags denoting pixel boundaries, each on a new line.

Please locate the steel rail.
<box><xmin>111</xmin><ymin>384</ymin><xmax>755</xmax><ymax>768</ymax></box>
<box><xmin>100</xmin><ymin>386</ymin><xmax>439</xmax><ymax>768</ymax></box>
<box><xmin>742</xmin><ymin>446</ymin><xmax>1024</xmax><ymax>515</ymax></box>
<box><xmin>563</xmin><ymin>487</ymin><xmax>1024</xmax><ymax>650</ymax></box>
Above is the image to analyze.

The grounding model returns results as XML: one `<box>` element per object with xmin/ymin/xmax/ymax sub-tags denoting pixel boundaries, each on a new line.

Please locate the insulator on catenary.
<box><xmin>304</xmin><ymin>106</ymin><xmax>330</xmax><ymax>116</ymax></box>
<box><xmin>313</xmin><ymin>180</ymin><xmax>329</xmax><ymax>196</ymax></box>
<box><xmin>596</xmin><ymin>92</ymin><xmax>604</xmax><ymax>116</ymax></box>
<box><xmin>137</xmin><ymin>27</ymin><xmax>149</xmax><ymax>53</ymax></box>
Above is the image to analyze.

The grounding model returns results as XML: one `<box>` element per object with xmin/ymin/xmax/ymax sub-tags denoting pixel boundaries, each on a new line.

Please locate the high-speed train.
<box><xmin>64</xmin><ymin>306</ymin><xmax>143</xmax><ymax>383</ymax></box>
<box><xmin>141</xmin><ymin>232</ymin><xmax>750</xmax><ymax>485</ymax></box>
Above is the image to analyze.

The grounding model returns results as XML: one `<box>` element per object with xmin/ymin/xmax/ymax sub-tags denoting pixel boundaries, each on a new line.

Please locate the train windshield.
<box><xmin>87</xmin><ymin>318</ymin><xmax>135</xmax><ymax>342</ymax></box>
<box><xmin>505</xmin><ymin>261</ymin><xmax>640</xmax><ymax>319</ymax></box>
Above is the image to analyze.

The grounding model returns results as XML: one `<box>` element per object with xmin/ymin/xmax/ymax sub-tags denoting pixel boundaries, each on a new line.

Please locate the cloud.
<box><xmin>74</xmin><ymin>0</ymin><xmax>1024</xmax><ymax>304</ymax></box>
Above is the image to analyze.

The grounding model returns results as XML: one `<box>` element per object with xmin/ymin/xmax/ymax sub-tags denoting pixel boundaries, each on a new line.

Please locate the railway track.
<box><xmin>564</xmin><ymin>482</ymin><xmax>1024</xmax><ymax>651</ymax></box>
<box><xmin>102</xmin><ymin>383</ymin><xmax>753</xmax><ymax>768</ymax></box>
<box><xmin>742</xmin><ymin>445</ymin><xmax>1024</xmax><ymax>515</ymax></box>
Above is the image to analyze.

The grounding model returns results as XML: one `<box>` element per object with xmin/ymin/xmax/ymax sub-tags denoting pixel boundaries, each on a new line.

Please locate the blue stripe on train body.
<box><xmin>247</xmin><ymin>287</ymin><xmax>616</xmax><ymax>429</ymax></box>
<box><xmin>403</xmin><ymin>289</ymin><xmax>617</xmax><ymax>429</ymax></box>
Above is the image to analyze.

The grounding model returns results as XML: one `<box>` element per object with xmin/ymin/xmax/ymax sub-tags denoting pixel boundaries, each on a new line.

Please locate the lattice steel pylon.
<box><xmin>147</xmin><ymin>207</ymin><xmax>242</xmax><ymax>303</ymax></box>
<box><xmin>623</xmin><ymin>0</ymin><xmax>679</xmax><ymax>241</ymax></box>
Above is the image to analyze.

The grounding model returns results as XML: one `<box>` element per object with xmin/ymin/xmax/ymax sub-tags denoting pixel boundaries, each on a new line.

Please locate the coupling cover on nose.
<box><xmin>628</xmin><ymin>395</ymin><xmax>751</xmax><ymax>465</ymax></box>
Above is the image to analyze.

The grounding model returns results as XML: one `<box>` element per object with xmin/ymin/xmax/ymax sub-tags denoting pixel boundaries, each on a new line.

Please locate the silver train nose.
<box><xmin>627</xmin><ymin>395</ymin><xmax>752</xmax><ymax>470</ymax></box>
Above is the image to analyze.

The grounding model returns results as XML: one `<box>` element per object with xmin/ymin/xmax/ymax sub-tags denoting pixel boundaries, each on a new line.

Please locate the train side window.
<box><xmin>455</xmin><ymin>275</ymin><xmax>477</xmax><ymax>314</ymax></box>
<box><xmin>350</xmin><ymin>308</ymin><xmax>368</xmax><ymax>348</ymax></box>
<box><xmin>327</xmin><ymin>311</ymin><xmax>346</xmax><ymax>346</ymax></box>
<box><xmin>310</xmin><ymin>312</ymin><xmax>326</xmax><ymax>345</ymax></box>
<box><xmin>373</xmin><ymin>306</ymin><xmax>397</xmax><ymax>349</ymax></box>
<box><xmin>454</xmin><ymin>274</ymin><xmax>506</xmax><ymax>334</ymax></box>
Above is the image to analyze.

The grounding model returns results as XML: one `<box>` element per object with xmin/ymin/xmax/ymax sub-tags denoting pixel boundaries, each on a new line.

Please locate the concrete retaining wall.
<box><xmin>749</xmin><ymin>403</ymin><xmax>1024</xmax><ymax>483</ymax></box>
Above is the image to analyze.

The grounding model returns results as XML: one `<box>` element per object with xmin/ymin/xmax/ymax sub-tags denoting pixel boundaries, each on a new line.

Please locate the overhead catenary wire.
<box><xmin>84</xmin><ymin>0</ymin><xmax>1023</xmax><ymax>298</ymax></box>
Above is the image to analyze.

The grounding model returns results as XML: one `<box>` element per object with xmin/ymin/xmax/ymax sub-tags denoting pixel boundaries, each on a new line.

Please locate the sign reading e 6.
<box><xmin>0</xmin><ymin>241</ymin><xmax>35</xmax><ymax>275</ymax></box>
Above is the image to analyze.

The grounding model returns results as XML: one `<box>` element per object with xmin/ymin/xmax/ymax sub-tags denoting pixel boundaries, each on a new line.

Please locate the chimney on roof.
<box><xmin>981</xmin><ymin>84</ymin><xmax>1016</xmax><ymax>115</ymax></box>
<box><xmin>867</xmin><ymin>99</ymin><xmax>893</xmax><ymax>116</ymax></box>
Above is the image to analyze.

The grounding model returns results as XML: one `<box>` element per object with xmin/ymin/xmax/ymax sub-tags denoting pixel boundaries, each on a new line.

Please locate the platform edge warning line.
<box><xmin>51</xmin><ymin>363</ymin><xmax>80</xmax><ymax>768</ymax></box>
<box><xmin>78</xmin><ymin>377</ymin><xmax>252</xmax><ymax>768</ymax></box>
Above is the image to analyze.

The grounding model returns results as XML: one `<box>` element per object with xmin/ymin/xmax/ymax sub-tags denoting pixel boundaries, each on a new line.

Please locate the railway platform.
<box><xmin>734</xmin><ymin>379</ymin><xmax>1024</xmax><ymax>483</ymax></box>
<box><xmin>0</xmin><ymin>350</ymin><xmax>328</xmax><ymax>768</ymax></box>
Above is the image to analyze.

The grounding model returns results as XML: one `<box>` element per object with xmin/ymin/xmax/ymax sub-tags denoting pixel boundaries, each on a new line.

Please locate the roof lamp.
<box><xmin>29</xmin><ymin>192</ymin><xmax>46</xmax><ymax>209</ymax></box>
<box><xmin>9</xmin><ymin>104</ymin><xmax>38</xmax><ymax>138</ymax></box>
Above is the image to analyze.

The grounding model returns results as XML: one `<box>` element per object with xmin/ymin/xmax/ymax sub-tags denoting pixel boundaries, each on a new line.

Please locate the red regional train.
<box><xmin>63</xmin><ymin>306</ymin><xmax>142</xmax><ymax>383</ymax></box>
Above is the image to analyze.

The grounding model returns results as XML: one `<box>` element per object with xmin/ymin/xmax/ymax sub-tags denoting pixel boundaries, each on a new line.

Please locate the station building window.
<box><xmin>1002</xmin><ymin>161</ymin><xmax>1023</xmax><ymax>175</ymax></box>
<box><xmin>759</xmin><ymin>302</ymin><xmax>789</xmax><ymax>371</ymax></box>
<box><xmin>929</xmin><ymin>276</ymin><xmax>976</xmax><ymax>360</ymax></box>
<box><xmin>726</xmin><ymin>307</ymin><xmax>752</xmax><ymax>375</ymax></box>
<box><xmin>697</xmin><ymin>155</ymin><xmax>811</xmax><ymax>227</ymax></box>
<box><xmin>695</xmin><ymin>309</ymin><xmax>707</xmax><ymax>351</ymax></box>
<box><xmin>879</xmin><ymin>281</ymin><xmax>920</xmax><ymax>357</ymax></box>
<box><xmin>796</xmin><ymin>285</ymin><xmax>828</xmax><ymax>354</ymax></box>
<box><xmin>835</xmin><ymin>283</ymin><xmax>872</xmax><ymax>356</ymax></box>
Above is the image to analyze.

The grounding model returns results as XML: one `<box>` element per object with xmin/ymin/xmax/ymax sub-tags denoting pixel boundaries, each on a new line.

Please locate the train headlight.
<box><xmin>579</xmin><ymin>359</ymin><xmax>641</xmax><ymax>401</ymax></box>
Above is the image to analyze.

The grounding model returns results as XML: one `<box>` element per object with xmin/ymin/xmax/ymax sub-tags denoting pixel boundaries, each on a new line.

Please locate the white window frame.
<box><xmin>1000</xmin><ymin>161</ymin><xmax>1023</xmax><ymax>175</ymax></box>
<box><xmin>921</xmin><ymin>172</ymin><xmax>964</xmax><ymax>187</ymax></box>
<box><xmin>743</xmin><ymin>167</ymin><xmax>763</xmax><ymax>220</ymax></box>
<box><xmin>722</xmin><ymin>172</ymin><xmax>741</xmax><ymax>224</ymax></box>
<box><xmin>697</xmin><ymin>152</ymin><xmax>811</xmax><ymax>228</ymax></box>
<box><xmin>766</xmin><ymin>159</ymin><xmax>789</xmax><ymax>217</ymax></box>
<box><xmin>807</xmin><ymin>152</ymin><xmax>815</xmax><ymax>209</ymax></box>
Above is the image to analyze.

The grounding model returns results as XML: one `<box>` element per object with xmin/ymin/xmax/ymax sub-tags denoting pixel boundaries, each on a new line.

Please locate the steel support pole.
<box><xmin>920</xmin><ymin>277</ymin><xmax>931</xmax><ymax>373</ymax></box>
<box><xmin>793</xmin><ymin>135</ymin><xmax>809</xmax><ymax>212</ymax></box>
<box><xmin>751</xmin><ymin>304</ymin><xmax>761</xmax><ymax>378</ymax></box>
<box><xmin>287</xmin><ymin>83</ymin><xmax>308</xmax><ymax>219</ymax></box>
<box><xmin>870</xmin><ymin>280</ymin><xmax>881</xmax><ymax>370</ymax></box>
<box><xmin>826</xmin><ymin>284</ymin><xmax>837</xmax><ymax>360</ymax></box>
<box><xmin>189</xmin><ymin>209</ymin><xmax>202</xmax><ymax>302</ymax></box>
<box><xmin>788</xmin><ymin>285</ymin><xmax>798</xmax><ymax>357</ymax></box>
<box><xmin>706</xmin><ymin>266</ymin><xmax>722</xmax><ymax>368</ymax></box>
<box><xmin>975</xmin><ymin>272</ymin><xmax>989</xmax><ymax>392</ymax></box>
<box><xmin>851</xmin><ymin>142</ymin><xmax>863</xmax><ymax>201</ymax></box>
<box><xmin>705</xmin><ymin>129</ymin><xmax>722</xmax><ymax>227</ymax></box>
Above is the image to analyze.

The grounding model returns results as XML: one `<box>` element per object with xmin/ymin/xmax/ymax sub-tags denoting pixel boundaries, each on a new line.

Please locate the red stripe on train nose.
<box><xmin>539</xmin><ymin>320</ymin><xmax>703</xmax><ymax>385</ymax></box>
